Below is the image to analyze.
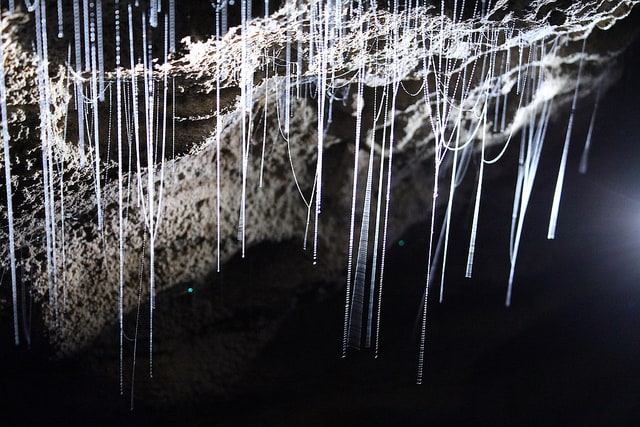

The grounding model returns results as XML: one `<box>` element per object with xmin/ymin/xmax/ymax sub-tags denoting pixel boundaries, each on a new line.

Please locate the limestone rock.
<box><xmin>0</xmin><ymin>0</ymin><xmax>638</xmax><ymax>402</ymax></box>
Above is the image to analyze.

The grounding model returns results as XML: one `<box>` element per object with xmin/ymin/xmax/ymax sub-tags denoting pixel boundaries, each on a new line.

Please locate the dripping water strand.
<box><xmin>547</xmin><ymin>37</ymin><xmax>588</xmax><ymax>240</ymax></box>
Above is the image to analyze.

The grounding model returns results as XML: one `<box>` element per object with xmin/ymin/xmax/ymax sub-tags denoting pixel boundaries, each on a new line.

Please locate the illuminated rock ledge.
<box><xmin>0</xmin><ymin>0</ymin><xmax>638</xmax><ymax>403</ymax></box>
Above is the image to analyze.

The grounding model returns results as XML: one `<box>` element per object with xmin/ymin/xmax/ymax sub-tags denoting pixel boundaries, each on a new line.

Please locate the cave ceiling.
<box><xmin>0</xmin><ymin>0</ymin><xmax>639</xmax><ymax>404</ymax></box>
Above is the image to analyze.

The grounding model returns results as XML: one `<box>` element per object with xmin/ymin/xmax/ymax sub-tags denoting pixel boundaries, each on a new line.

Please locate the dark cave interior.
<box><xmin>1</xmin><ymin>2</ymin><xmax>640</xmax><ymax>426</ymax></box>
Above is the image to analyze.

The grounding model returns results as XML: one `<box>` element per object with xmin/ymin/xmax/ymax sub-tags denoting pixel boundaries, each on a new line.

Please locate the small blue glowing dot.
<box><xmin>398</xmin><ymin>239</ymin><xmax>405</xmax><ymax>247</ymax></box>
<box><xmin>187</xmin><ymin>287</ymin><xmax>193</xmax><ymax>293</ymax></box>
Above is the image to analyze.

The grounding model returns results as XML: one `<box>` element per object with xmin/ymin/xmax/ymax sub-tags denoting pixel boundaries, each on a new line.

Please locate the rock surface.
<box><xmin>0</xmin><ymin>0</ymin><xmax>639</xmax><ymax>404</ymax></box>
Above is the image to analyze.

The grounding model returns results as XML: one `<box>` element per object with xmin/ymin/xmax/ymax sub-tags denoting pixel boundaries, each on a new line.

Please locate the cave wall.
<box><xmin>0</xmin><ymin>0</ymin><xmax>639</xmax><ymax>400</ymax></box>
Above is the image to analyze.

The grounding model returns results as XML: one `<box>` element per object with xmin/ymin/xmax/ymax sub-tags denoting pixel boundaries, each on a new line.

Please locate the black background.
<box><xmin>2</xmin><ymin>15</ymin><xmax>640</xmax><ymax>427</ymax></box>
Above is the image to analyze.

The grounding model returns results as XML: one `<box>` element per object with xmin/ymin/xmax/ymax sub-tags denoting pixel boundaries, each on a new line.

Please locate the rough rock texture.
<box><xmin>0</xmin><ymin>0</ymin><xmax>639</xmax><ymax>403</ymax></box>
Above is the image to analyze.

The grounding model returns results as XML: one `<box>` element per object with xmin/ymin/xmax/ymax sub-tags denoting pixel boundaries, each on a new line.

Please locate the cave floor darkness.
<box><xmin>3</xmin><ymin>29</ymin><xmax>640</xmax><ymax>427</ymax></box>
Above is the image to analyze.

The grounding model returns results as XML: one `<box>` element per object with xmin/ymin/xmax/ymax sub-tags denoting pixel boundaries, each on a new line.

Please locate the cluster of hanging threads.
<box><xmin>0</xmin><ymin>0</ymin><xmax>609</xmax><ymax>399</ymax></box>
